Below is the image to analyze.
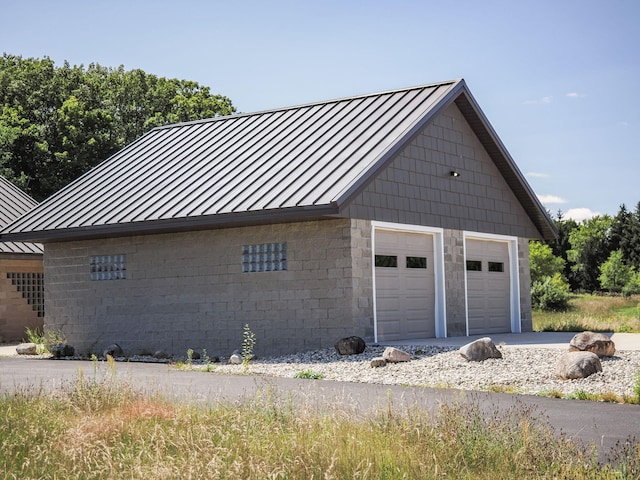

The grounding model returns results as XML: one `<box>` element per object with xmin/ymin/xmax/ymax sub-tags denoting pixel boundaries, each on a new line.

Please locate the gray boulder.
<box><xmin>103</xmin><ymin>343</ymin><xmax>124</xmax><ymax>358</ymax></box>
<box><xmin>16</xmin><ymin>343</ymin><xmax>37</xmax><ymax>355</ymax></box>
<box><xmin>335</xmin><ymin>336</ymin><xmax>366</xmax><ymax>355</ymax></box>
<box><xmin>556</xmin><ymin>351</ymin><xmax>602</xmax><ymax>379</ymax></box>
<box><xmin>50</xmin><ymin>343</ymin><xmax>75</xmax><ymax>359</ymax></box>
<box><xmin>382</xmin><ymin>347</ymin><xmax>410</xmax><ymax>363</ymax></box>
<box><xmin>569</xmin><ymin>331</ymin><xmax>616</xmax><ymax>357</ymax></box>
<box><xmin>229</xmin><ymin>352</ymin><xmax>243</xmax><ymax>365</ymax></box>
<box><xmin>459</xmin><ymin>337</ymin><xmax>502</xmax><ymax>362</ymax></box>
<box><xmin>370</xmin><ymin>357</ymin><xmax>387</xmax><ymax>368</ymax></box>
<box><xmin>153</xmin><ymin>350</ymin><xmax>170</xmax><ymax>360</ymax></box>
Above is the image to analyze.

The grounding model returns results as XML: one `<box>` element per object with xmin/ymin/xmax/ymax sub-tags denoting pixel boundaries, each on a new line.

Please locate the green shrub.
<box><xmin>531</xmin><ymin>273</ymin><xmax>571</xmax><ymax>311</ymax></box>
<box><xmin>623</xmin><ymin>272</ymin><xmax>640</xmax><ymax>297</ymax></box>
<box><xmin>293</xmin><ymin>369</ymin><xmax>324</xmax><ymax>380</ymax></box>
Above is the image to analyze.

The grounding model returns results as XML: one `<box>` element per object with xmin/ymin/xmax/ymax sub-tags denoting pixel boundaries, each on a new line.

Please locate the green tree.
<box><xmin>610</xmin><ymin>203</ymin><xmax>640</xmax><ymax>271</ymax></box>
<box><xmin>599</xmin><ymin>250</ymin><xmax>634</xmax><ymax>293</ymax></box>
<box><xmin>529</xmin><ymin>240</ymin><xmax>565</xmax><ymax>285</ymax></box>
<box><xmin>566</xmin><ymin>215</ymin><xmax>613</xmax><ymax>292</ymax></box>
<box><xmin>0</xmin><ymin>54</ymin><xmax>235</xmax><ymax>200</ymax></box>
<box><xmin>546</xmin><ymin>211</ymin><xmax>579</xmax><ymax>289</ymax></box>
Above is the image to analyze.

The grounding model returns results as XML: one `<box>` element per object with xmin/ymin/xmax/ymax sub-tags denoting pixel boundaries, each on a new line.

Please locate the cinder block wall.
<box><xmin>518</xmin><ymin>238</ymin><xmax>533</xmax><ymax>332</ymax></box>
<box><xmin>43</xmin><ymin>219</ymin><xmax>372</xmax><ymax>358</ymax></box>
<box><xmin>443</xmin><ymin>229</ymin><xmax>467</xmax><ymax>335</ymax></box>
<box><xmin>0</xmin><ymin>255</ymin><xmax>44</xmax><ymax>342</ymax></box>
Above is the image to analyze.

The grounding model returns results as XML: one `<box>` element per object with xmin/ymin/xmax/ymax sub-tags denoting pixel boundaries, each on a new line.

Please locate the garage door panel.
<box><xmin>466</xmin><ymin>239</ymin><xmax>511</xmax><ymax>335</ymax></box>
<box><xmin>375</xmin><ymin>230</ymin><xmax>435</xmax><ymax>341</ymax></box>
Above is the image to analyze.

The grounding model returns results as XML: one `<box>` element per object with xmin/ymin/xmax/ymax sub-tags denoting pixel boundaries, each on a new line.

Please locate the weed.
<box><xmin>634</xmin><ymin>370</ymin><xmax>640</xmax><ymax>403</ymax></box>
<box><xmin>242</xmin><ymin>323</ymin><xmax>256</xmax><ymax>371</ymax></box>
<box><xmin>293</xmin><ymin>369</ymin><xmax>324</xmax><ymax>380</ymax></box>
<box><xmin>186</xmin><ymin>348</ymin><xmax>194</xmax><ymax>365</ymax></box>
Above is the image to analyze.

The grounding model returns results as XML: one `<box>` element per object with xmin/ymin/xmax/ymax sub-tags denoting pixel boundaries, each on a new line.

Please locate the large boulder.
<box><xmin>382</xmin><ymin>347</ymin><xmax>410</xmax><ymax>363</ymax></box>
<box><xmin>50</xmin><ymin>343</ymin><xmax>75</xmax><ymax>359</ymax></box>
<box><xmin>103</xmin><ymin>343</ymin><xmax>124</xmax><ymax>358</ymax></box>
<box><xmin>556</xmin><ymin>351</ymin><xmax>602</xmax><ymax>380</ymax></box>
<box><xmin>569</xmin><ymin>332</ymin><xmax>615</xmax><ymax>358</ymax></box>
<box><xmin>459</xmin><ymin>337</ymin><xmax>502</xmax><ymax>362</ymax></box>
<box><xmin>334</xmin><ymin>336</ymin><xmax>366</xmax><ymax>356</ymax></box>
<box><xmin>16</xmin><ymin>343</ymin><xmax>37</xmax><ymax>355</ymax></box>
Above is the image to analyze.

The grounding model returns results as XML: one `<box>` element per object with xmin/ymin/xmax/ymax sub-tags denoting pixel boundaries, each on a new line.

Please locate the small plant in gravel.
<box><xmin>293</xmin><ymin>369</ymin><xmax>324</xmax><ymax>380</ymax></box>
<box><xmin>242</xmin><ymin>324</ymin><xmax>256</xmax><ymax>371</ymax></box>
<box><xmin>634</xmin><ymin>370</ymin><xmax>640</xmax><ymax>403</ymax></box>
<box><xmin>24</xmin><ymin>327</ymin><xmax>66</xmax><ymax>355</ymax></box>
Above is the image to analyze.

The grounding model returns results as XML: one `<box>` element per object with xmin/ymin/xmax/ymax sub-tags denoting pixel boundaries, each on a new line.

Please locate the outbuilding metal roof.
<box><xmin>0</xmin><ymin>177</ymin><xmax>43</xmax><ymax>254</ymax></box>
<box><xmin>0</xmin><ymin>79</ymin><xmax>556</xmax><ymax>242</ymax></box>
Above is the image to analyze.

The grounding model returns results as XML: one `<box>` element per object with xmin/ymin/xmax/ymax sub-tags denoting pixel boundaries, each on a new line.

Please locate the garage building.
<box><xmin>0</xmin><ymin>79</ymin><xmax>556</xmax><ymax>357</ymax></box>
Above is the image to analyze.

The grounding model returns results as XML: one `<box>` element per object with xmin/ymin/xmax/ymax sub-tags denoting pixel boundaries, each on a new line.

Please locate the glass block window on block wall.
<box><xmin>90</xmin><ymin>254</ymin><xmax>127</xmax><ymax>281</ymax></box>
<box><xmin>7</xmin><ymin>272</ymin><xmax>45</xmax><ymax>317</ymax></box>
<box><xmin>242</xmin><ymin>243</ymin><xmax>287</xmax><ymax>273</ymax></box>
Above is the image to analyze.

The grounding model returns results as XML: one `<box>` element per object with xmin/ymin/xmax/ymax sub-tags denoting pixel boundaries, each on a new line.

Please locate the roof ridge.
<box><xmin>150</xmin><ymin>79</ymin><xmax>464</xmax><ymax>131</ymax></box>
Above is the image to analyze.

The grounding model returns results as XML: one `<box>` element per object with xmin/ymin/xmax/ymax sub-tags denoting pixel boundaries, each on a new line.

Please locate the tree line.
<box><xmin>0</xmin><ymin>54</ymin><xmax>235</xmax><ymax>201</ymax></box>
<box><xmin>531</xmin><ymin>203</ymin><xmax>640</xmax><ymax>310</ymax></box>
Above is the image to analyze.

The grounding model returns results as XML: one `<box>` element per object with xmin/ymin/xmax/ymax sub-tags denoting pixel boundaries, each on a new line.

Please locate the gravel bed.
<box><xmin>209</xmin><ymin>345</ymin><xmax>640</xmax><ymax>399</ymax></box>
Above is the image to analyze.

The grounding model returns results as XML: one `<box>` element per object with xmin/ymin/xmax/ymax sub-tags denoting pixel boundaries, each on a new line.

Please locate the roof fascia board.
<box><xmin>0</xmin><ymin>204</ymin><xmax>340</xmax><ymax>244</ymax></box>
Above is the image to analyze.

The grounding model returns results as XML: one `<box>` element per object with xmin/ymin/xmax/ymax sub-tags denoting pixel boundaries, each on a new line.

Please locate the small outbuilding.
<box><xmin>0</xmin><ymin>79</ymin><xmax>556</xmax><ymax>356</ymax></box>
<box><xmin>0</xmin><ymin>177</ymin><xmax>43</xmax><ymax>342</ymax></box>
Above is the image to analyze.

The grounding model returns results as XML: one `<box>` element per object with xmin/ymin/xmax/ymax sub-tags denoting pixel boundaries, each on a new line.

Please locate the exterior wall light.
<box><xmin>450</xmin><ymin>171</ymin><xmax>460</xmax><ymax>177</ymax></box>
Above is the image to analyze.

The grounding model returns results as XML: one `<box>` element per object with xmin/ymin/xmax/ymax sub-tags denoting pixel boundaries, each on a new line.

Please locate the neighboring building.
<box><xmin>0</xmin><ymin>79</ymin><xmax>556</xmax><ymax>357</ymax></box>
<box><xmin>0</xmin><ymin>177</ymin><xmax>43</xmax><ymax>342</ymax></box>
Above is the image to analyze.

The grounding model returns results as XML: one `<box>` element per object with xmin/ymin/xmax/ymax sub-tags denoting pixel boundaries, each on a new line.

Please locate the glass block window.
<box><xmin>7</xmin><ymin>272</ymin><xmax>45</xmax><ymax>317</ymax></box>
<box><xmin>375</xmin><ymin>255</ymin><xmax>398</xmax><ymax>268</ymax></box>
<box><xmin>90</xmin><ymin>254</ymin><xmax>127</xmax><ymax>281</ymax></box>
<box><xmin>242</xmin><ymin>243</ymin><xmax>287</xmax><ymax>273</ymax></box>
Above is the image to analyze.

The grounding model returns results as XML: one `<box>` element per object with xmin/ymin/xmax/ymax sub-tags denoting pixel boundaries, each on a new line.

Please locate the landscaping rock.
<box><xmin>50</xmin><ymin>343</ymin><xmax>75</xmax><ymax>358</ymax></box>
<box><xmin>16</xmin><ymin>343</ymin><xmax>37</xmax><ymax>355</ymax></box>
<box><xmin>153</xmin><ymin>350</ymin><xmax>170</xmax><ymax>359</ymax></box>
<box><xmin>229</xmin><ymin>352</ymin><xmax>243</xmax><ymax>365</ymax></box>
<box><xmin>459</xmin><ymin>337</ymin><xmax>502</xmax><ymax>362</ymax></box>
<box><xmin>103</xmin><ymin>343</ymin><xmax>124</xmax><ymax>358</ymax></box>
<box><xmin>382</xmin><ymin>347</ymin><xmax>410</xmax><ymax>363</ymax></box>
<box><xmin>335</xmin><ymin>336</ymin><xmax>366</xmax><ymax>355</ymax></box>
<box><xmin>370</xmin><ymin>357</ymin><xmax>387</xmax><ymax>368</ymax></box>
<box><xmin>569</xmin><ymin>331</ymin><xmax>616</xmax><ymax>358</ymax></box>
<box><xmin>556</xmin><ymin>351</ymin><xmax>602</xmax><ymax>379</ymax></box>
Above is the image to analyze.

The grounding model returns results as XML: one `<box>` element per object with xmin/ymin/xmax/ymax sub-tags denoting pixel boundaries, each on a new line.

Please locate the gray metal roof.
<box><xmin>0</xmin><ymin>177</ymin><xmax>43</xmax><ymax>254</ymax></box>
<box><xmin>0</xmin><ymin>79</ymin><xmax>556</xmax><ymax>242</ymax></box>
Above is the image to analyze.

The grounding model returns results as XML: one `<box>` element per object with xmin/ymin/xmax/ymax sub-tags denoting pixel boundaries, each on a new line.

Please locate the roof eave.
<box><xmin>0</xmin><ymin>204</ymin><xmax>340</xmax><ymax>244</ymax></box>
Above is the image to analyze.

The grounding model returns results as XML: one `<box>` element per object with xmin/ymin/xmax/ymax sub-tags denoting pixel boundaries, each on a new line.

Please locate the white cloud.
<box><xmin>538</xmin><ymin>194</ymin><xmax>567</xmax><ymax>204</ymax></box>
<box><xmin>566</xmin><ymin>92</ymin><xmax>586</xmax><ymax>98</ymax></box>
<box><xmin>565</xmin><ymin>208</ymin><xmax>601</xmax><ymax>222</ymax></box>
<box><xmin>523</xmin><ymin>96</ymin><xmax>553</xmax><ymax>105</ymax></box>
<box><xmin>526</xmin><ymin>172</ymin><xmax>550</xmax><ymax>179</ymax></box>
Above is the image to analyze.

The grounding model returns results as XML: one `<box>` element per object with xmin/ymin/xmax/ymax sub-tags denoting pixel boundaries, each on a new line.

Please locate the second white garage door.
<box><xmin>465</xmin><ymin>238</ymin><xmax>511</xmax><ymax>335</ymax></box>
<box><xmin>375</xmin><ymin>230</ymin><xmax>435</xmax><ymax>341</ymax></box>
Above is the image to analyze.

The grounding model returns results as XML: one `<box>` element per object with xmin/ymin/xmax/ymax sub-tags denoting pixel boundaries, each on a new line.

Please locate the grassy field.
<box><xmin>533</xmin><ymin>294</ymin><xmax>640</xmax><ymax>333</ymax></box>
<box><xmin>1</xmin><ymin>373</ymin><xmax>638</xmax><ymax>479</ymax></box>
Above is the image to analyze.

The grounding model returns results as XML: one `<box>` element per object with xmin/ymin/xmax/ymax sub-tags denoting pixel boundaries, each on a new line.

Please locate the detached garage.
<box><xmin>0</xmin><ymin>79</ymin><xmax>556</xmax><ymax>357</ymax></box>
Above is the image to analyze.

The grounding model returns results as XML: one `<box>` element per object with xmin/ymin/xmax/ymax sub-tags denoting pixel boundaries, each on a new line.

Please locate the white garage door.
<box><xmin>375</xmin><ymin>230</ymin><xmax>435</xmax><ymax>341</ymax></box>
<box><xmin>465</xmin><ymin>239</ymin><xmax>511</xmax><ymax>335</ymax></box>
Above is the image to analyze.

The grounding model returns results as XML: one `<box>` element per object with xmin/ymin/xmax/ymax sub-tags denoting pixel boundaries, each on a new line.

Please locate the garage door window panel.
<box><xmin>375</xmin><ymin>255</ymin><xmax>398</xmax><ymax>268</ymax></box>
<box><xmin>466</xmin><ymin>260</ymin><xmax>482</xmax><ymax>271</ymax></box>
<box><xmin>488</xmin><ymin>261</ymin><xmax>504</xmax><ymax>272</ymax></box>
<box><xmin>406</xmin><ymin>256</ymin><xmax>427</xmax><ymax>269</ymax></box>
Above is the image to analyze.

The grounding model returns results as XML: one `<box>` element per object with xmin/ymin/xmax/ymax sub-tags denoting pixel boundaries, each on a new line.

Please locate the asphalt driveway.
<box><xmin>1</xmin><ymin>355</ymin><xmax>638</xmax><ymax>464</ymax></box>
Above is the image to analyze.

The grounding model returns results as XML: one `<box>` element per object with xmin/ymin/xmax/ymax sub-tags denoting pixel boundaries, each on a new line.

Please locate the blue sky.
<box><xmin>2</xmin><ymin>0</ymin><xmax>638</xmax><ymax>221</ymax></box>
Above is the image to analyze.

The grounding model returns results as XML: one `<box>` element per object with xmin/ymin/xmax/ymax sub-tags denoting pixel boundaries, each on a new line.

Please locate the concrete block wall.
<box><xmin>442</xmin><ymin>229</ymin><xmax>467</xmax><ymax>336</ymax></box>
<box><xmin>43</xmin><ymin>219</ymin><xmax>371</xmax><ymax>357</ymax></box>
<box><xmin>518</xmin><ymin>238</ymin><xmax>533</xmax><ymax>332</ymax></box>
<box><xmin>0</xmin><ymin>255</ymin><xmax>44</xmax><ymax>342</ymax></box>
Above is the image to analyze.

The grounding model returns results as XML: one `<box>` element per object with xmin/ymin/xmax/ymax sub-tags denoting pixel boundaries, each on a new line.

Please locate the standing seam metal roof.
<box><xmin>0</xmin><ymin>177</ymin><xmax>43</xmax><ymax>254</ymax></box>
<box><xmin>0</xmin><ymin>79</ymin><xmax>557</xmax><ymax>241</ymax></box>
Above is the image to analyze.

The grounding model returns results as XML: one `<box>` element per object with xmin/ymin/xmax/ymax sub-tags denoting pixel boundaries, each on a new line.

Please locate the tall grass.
<box><xmin>0</xmin><ymin>377</ymin><xmax>638</xmax><ymax>479</ymax></box>
<box><xmin>533</xmin><ymin>294</ymin><xmax>640</xmax><ymax>333</ymax></box>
